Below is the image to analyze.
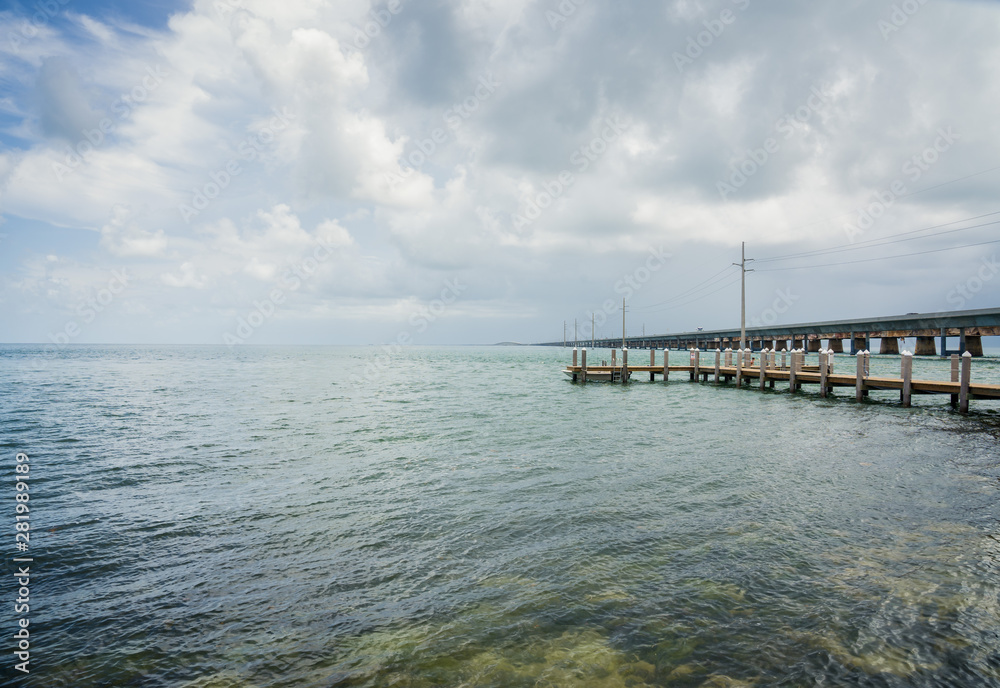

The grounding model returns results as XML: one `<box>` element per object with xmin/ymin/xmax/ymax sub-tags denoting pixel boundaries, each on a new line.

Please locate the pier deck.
<box><xmin>562</xmin><ymin>346</ymin><xmax>1000</xmax><ymax>413</ymax></box>
<box><xmin>563</xmin><ymin>365</ymin><xmax>1000</xmax><ymax>399</ymax></box>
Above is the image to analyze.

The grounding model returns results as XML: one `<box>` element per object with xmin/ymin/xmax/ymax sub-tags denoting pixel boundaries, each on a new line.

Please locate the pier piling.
<box><xmin>901</xmin><ymin>352</ymin><xmax>913</xmax><ymax>407</ymax></box>
<box><xmin>960</xmin><ymin>352</ymin><xmax>972</xmax><ymax>413</ymax></box>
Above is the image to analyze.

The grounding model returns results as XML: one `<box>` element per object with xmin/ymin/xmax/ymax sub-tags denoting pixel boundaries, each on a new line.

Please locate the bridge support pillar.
<box><xmin>915</xmin><ymin>336</ymin><xmax>937</xmax><ymax>356</ymax></box>
<box><xmin>851</xmin><ymin>336</ymin><xmax>867</xmax><ymax>354</ymax></box>
<box><xmin>828</xmin><ymin>338</ymin><xmax>844</xmax><ymax>353</ymax></box>
<box><xmin>966</xmin><ymin>335</ymin><xmax>984</xmax><ymax>357</ymax></box>
<box><xmin>792</xmin><ymin>337</ymin><xmax>804</xmax><ymax>350</ymax></box>
<box><xmin>879</xmin><ymin>337</ymin><xmax>899</xmax><ymax>355</ymax></box>
<box><xmin>808</xmin><ymin>339</ymin><xmax>822</xmax><ymax>352</ymax></box>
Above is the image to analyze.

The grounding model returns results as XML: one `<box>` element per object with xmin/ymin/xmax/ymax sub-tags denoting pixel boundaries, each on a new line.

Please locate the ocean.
<box><xmin>2</xmin><ymin>344</ymin><xmax>1000</xmax><ymax>687</ymax></box>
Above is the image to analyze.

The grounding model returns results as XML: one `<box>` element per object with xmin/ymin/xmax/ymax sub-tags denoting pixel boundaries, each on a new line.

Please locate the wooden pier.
<box><xmin>563</xmin><ymin>348</ymin><xmax>1000</xmax><ymax>414</ymax></box>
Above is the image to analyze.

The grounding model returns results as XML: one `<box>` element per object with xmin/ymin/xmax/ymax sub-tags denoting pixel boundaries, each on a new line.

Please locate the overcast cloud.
<box><xmin>1</xmin><ymin>0</ymin><xmax>999</xmax><ymax>345</ymax></box>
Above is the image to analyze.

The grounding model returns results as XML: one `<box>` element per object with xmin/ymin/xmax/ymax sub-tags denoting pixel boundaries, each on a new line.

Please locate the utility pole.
<box><xmin>732</xmin><ymin>241</ymin><xmax>754</xmax><ymax>350</ymax></box>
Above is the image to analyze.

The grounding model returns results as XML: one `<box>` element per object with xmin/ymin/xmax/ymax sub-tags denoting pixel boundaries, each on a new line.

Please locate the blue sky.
<box><xmin>1</xmin><ymin>0</ymin><xmax>999</xmax><ymax>346</ymax></box>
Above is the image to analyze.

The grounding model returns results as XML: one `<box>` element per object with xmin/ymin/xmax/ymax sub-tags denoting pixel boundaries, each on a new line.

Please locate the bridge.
<box><xmin>544</xmin><ymin>307</ymin><xmax>1000</xmax><ymax>356</ymax></box>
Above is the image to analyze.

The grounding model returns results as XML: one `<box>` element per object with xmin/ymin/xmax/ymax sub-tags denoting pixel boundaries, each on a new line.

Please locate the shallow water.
<box><xmin>2</xmin><ymin>345</ymin><xmax>999</xmax><ymax>687</ymax></box>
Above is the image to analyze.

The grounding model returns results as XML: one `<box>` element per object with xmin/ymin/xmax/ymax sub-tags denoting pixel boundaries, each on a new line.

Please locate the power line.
<box><xmin>755</xmin><ymin>210</ymin><xmax>1000</xmax><ymax>263</ymax></box>
<box><xmin>755</xmin><ymin>237</ymin><xmax>1000</xmax><ymax>272</ymax></box>
<box><xmin>637</xmin><ymin>273</ymin><xmax>742</xmax><ymax>313</ymax></box>
<box><xmin>637</xmin><ymin>265</ymin><xmax>735</xmax><ymax>310</ymax></box>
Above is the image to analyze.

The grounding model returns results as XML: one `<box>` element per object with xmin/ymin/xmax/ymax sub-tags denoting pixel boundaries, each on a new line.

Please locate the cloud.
<box><xmin>1</xmin><ymin>0</ymin><xmax>999</xmax><ymax>344</ymax></box>
<box><xmin>100</xmin><ymin>205</ymin><xmax>167</xmax><ymax>257</ymax></box>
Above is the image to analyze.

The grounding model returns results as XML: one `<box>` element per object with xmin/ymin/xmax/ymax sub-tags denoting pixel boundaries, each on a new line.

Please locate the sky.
<box><xmin>1</xmin><ymin>0</ymin><xmax>999</xmax><ymax>346</ymax></box>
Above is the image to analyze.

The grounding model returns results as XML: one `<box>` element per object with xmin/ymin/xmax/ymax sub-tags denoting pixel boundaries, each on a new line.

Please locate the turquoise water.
<box><xmin>2</xmin><ymin>345</ymin><xmax>1000</xmax><ymax>687</ymax></box>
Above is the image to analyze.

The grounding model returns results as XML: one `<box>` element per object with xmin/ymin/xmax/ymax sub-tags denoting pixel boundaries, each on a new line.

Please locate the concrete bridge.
<box><xmin>548</xmin><ymin>307</ymin><xmax>1000</xmax><ymax>356</ymax></box>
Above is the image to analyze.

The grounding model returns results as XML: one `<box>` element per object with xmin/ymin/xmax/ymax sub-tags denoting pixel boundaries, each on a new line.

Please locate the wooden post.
<box><xmin>612</xmin><ymin>349</ymin><xmax>617</xmax><ymax>367</ymax></box>
<box><xmin>736</xmin><ymin>348</ymin><xmax>743</xmax><ymax>386</ymax></box>
<box><xmin>781</xmin><ymin>350</ymin><xmax>786</xmax><ymax>370</ymax></box>
<box><xmin>855</xmin><ymin>350</ymin><xmax>864</xmax><ymax>401</ymax></box>
<box><xmin>581</xmin><ymin>348</ymin><xmax>587</xmax><ymax>383</ymax></box>
<box><xmin>622</xmin><ymin>347</ymin><xmax>629</xmax><ymax>384</ymax></box>
<box><xmin>960</xmin><ymin>351</ymin><xmax>971</xmax><ymax>414</ymax></box>
<box><xmin>789</xmin><ymin>350</ymin><xmax>798</xmax><ymax>392</ymax></box>
<box><xmin>572</xmin><ymin>347</ymin><xmax>578</xmax><ymax>367</ymax></box>
<box><xmin>768</xmin><ymin>350</ymin><xmax>776</xmax><ymax>388</ymax></box>
<box><xmin>827</xmin><ymin>349</ymin><xmax>834</xmax><ymax>375</ymax></box>
<box><xmin>693</xmin><ymin>348</ymin><xmax>700</xmax><ymax>381</ymax></box>
<box><xmin>864</xmin><ymin>351</ymin><xmax>870</xmax><ymax>396</ymax></box>
<box><xmin>650</xmin><ymin>348</ymin><xmax>656</xmax><ymax>381</ymax></box>
<box><xmin>725</xmin><ymin>348</ymin><xmax>732</xmax><ymax>367</ymax></box>
<box><xmin>759</xmin><ymin>348</ymin><xmax>768</xmax><ymax>390</ymax></box>
<box><xmin>714</xmin><ymin>349</ymin><xmax>721</xmax><ymax>383</ymax></box>
<box><xmin>950</xmin><ymin>353</ymin><xmax>959</xmax><ymax>407</ymax></box>
<box><xmin>819</xmin><ymin>349</ymin><xmax>829</xmax><ymax>398</ymax></box>
<box><xmin>901</xmin><ymin>351</ymin><xmax>913</xmax><ymax>407</ymax></box>
<box><xmin>663</xmin><ymin>349</ymin><xmax>669</xmax><ymax>382</ymax></box>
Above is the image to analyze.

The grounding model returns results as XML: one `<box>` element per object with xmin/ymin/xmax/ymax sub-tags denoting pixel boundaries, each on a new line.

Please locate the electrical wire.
<box><xmin>755</xmin><ymin>211</ymin><xmax>1000</xmax><ymax>263</ymax></box>
<box><xmin>754</xmin><ymin>237</ymin><xmax>1000</xmax><ymax>272</ymax></box>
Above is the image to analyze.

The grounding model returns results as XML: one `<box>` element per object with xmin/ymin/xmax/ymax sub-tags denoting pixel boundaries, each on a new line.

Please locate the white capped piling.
<box><xmin>759</xmin><ymin>348</ymin><xmax>768</xmax><ymax>390</ymax></box>
<box><xmin>736</xmin><ymin>348</ymin><xmax>744</xmax><ymax>386</ymax></box>
<box><xmin>663</xmin><ymin>349</ymin><xmax>669</xmax><ymax>382</ymax></box>
<box><xmin>693</xmin><ymin>348</ymin><xmax>701</xmax><ymax>381</ymax></box>
<box><xmin>650</xmin><ymin>348</ymin><xmax>656</xmax><ymax>381</ymax></box>
<box><xmin>768</xmin><ymin>349</ymin><xmax>776</xmax><ymax>388</ymax></box>
<box><xmin>855</xmin><ymin>349</ymin><xmax>865</xmax><ymax>401</ymax></box>
<box><xmin>572</xmin><ymin>347</ymin><xmax>578</xmax><ymax>367</ymax></box>
<box><xmin>827</xmin><ymin>349</ymin><xmax>835</xmax><ymax>375</ymax></box>
<box><xmin>901</xmin><ymin>351</ymin><xmax>913</xmax><ymax>407</ymax></box>
<box><xmin>714</xmin><ymin>349</ymin><xmax>721</xmax><ymax>383</ymax></box>
<box><xmin>819</xmin><ymin>349</ymin><xmax>829</xmax><ymax>398</ymax></box>
<box><xmin>780</xmin><ymin>349</ymin><xmax>787</xmax><ymax>370</ymax></box>
<box><xmin>789</xmin><ymin>349</ymin><xmax>798</xmax><ymax>392</ymax></box>
<box><xmin>960</xmin><ymin>351</ymin><xmax>971</xmax><ymax>414</ymax></box>
<box><xmin>725</xmin><ymin>348</ymin><xmax>733</xmax><ymax>367</ymax></box>
<box><xmin>950</xmin><ymin>353</ymin><xmax>960</xmax><ymax>407</ymax></box>
<box><xmin>581</xmin><ymin>347</ymin><xmax>588</xmax><ymax>383</ymax></box>
<box><xmin>622</xmin><ymin>347</ymin><xmax>629</xmax><ymax>384</ymax></box>
<box><xmin>612</xmin><ymin>349</ymin><xmax>617</xmax><ymax>366</ymax></box>
<box><xmin>744</xmin><ymin>348</ymin><xmax>752</xmax><ymax>368</ymax></box>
